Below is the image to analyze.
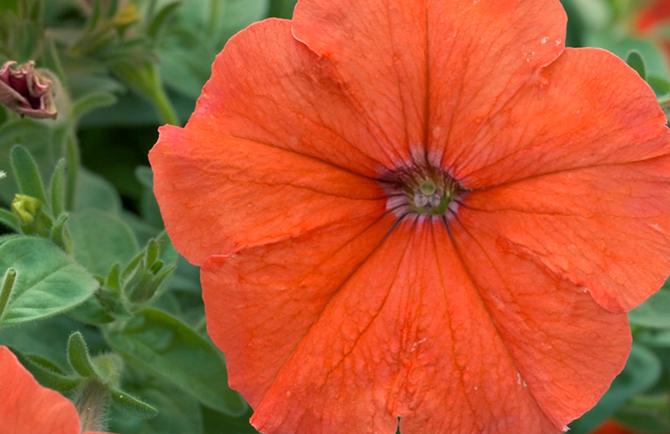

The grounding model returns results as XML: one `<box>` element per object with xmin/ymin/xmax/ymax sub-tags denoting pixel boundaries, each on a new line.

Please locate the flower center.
<box><xmin>409</xmin><ymin>177</ymin><xmax>456</xmax><ymax>215</ymax></box>
<box><xmin>380</xmin><ymin>166</ymin><xmax>463</xmax><ymax>218</ymax></box>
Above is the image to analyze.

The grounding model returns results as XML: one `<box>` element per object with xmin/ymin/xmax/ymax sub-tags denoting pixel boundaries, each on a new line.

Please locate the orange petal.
<box><xmin>203</xmin><ymin>218</ymin><xmax>628</xmax><ymax>433</ymax></box>
<box><xmin>202</xmin><ymin>211</ymin><xmax>398</xmax><ymax>410</ymax></box>
<box><xmin>446</xmin><ymin>48</ymin><xmax>669</xmax><ymax>188</ymax></box>
<box><xmin>174</xmin><ymin>18</ymin><xmax>395</xmax><ymax>176</ymax></box>
<box><xmin>459</xmin><ymin>155</ymin><xmax>670</xmax><ymax>312</ymax></box>
<box><xmin>293</xmin><ymin>0</ymin><xmax>566</xmax><ymax>170</ymax></box>
<box><xmin>0</xmin><ymin>346</ymin><xmax>80</xmax><ymax>434</ymax></box>
<box><xmin>150</xmin><ymin>125</ymin><xmax>387</xmax><ymax>265</ymax></box>
<box><xmin>447</xmin><ymin>217</ymin><xmax>631</xmax><ymax>430</ymax></box>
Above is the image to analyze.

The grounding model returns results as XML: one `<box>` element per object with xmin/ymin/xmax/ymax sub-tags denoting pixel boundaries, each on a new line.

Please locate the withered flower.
<box><xmin>0</xmin><ymin>61</ymin><xmax>57</xmax><ymax>119</ymax></box>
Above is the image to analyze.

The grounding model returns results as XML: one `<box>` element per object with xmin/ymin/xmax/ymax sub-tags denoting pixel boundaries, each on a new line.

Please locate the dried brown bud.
<box><xmin>0</xmin><ymin>61</ymin><xmax>57</xmax><ymax>119</ymax></box>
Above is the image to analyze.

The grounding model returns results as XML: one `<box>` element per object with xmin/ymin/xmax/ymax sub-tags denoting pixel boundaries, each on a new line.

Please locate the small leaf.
<box><xmin>147</xmin><ymin>1</ymin><xmax>181</xmax><ymax>39</ymax></box>
<box><xmin>9</xmin><ymin>347</ymin><xmax>81</xmax><ymax>393</ymax></box>
<box><xmin>135</xmin><ymin>165</ymin><xmax>163</xmax><ymax>228</ymax></box>
<box><xmin>626</xmin><ymin>50</ymin><xmax>646</xmax><ymax>80</ymax></box>
<box><xmin>0</xmin><ymin>208</ymin><xmax>20</xmax><ymax>232</ymax></box>
<box><xmin>68</xmin><ymin>209</ymin><xmax>139</xmax><ymax>276</ymax></box>
<box><xmin>103</xmin><ymin>307</ymin><xmax>247</xmax><ymax>416</ymax></box>
<box><xmin>629</xmin><ymin>289</ymin><xmax>670</xmax><ymax>329</ymax></box>
<box><xmin>0</xmin><ymin>237</ymin><xmax>98</xmax><ymax>325</ymax></box>
<box><xmin>67</xmin><ymin>296</ymin><xmax>116</xmax><ymax>325</ymax></box>
<box><xmin>50</xmin><ymin>213</ymin><xmax>73</xmax><ymax>254</ymax></box>
<box><xmin>70</xmin><ymin>92</ymin><xmax>117</xmax><ymax>121</ymax></box>
<box><xmin>67</xmin><ymin>331</ymin><xmax>98</xmax><ymax>378</ymax></box>
<box><xmin>0</xmin><ymin>268</ymin><xmax>17</xmax><ymax>321</ymax></box>
<box><xmin>110</xmin><ymin>387</ymin><xmax>159</xmax><ymax>419</ymax></box>
<box><xmin>10</xmin><ymin>145</ymin><xmax>48</xmax><ymax>208</ymax></box>
<box><xmin>48</xmin><ymin>159</ymin><xmax>66</xmax><ymax>218</ymax></box>
<box><xmin>74</xmin><ymin>168</ymin><xmax>122</xmax><ymax>214</ymax></box>
<box><xmin>648</xmin><ymin>75</ymin><xmax>670</xmax><ymax>96</ymax></box>
<box><xmin>109</xmin><ymin>372</ymin><xmax>204</xmax><ymax>434</ymax></box>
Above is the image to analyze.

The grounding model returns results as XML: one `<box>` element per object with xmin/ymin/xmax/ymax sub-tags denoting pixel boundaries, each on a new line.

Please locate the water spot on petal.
<box><xmin>541</xmin><ymin>36</ymin><xmax>548</xmax><ymax>44</ymax></box>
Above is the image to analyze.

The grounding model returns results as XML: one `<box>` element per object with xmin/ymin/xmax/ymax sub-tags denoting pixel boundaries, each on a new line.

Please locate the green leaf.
<box><xmin>635</xmin><ymin>330</ymin><xmax>670</xmax><ymax>347</ymax></box>
<box><xmin>0</xmin><ymin>314</ymin><xmax>108</xmax><ymax>370</ymax></box>
<box><xmin>68</xmin><ymin>209</ymin><xmax>139</xmax><ymax>276</ymax></box>
<box><xmin>9</xmin><ymin>347</ymin><xmax>81</xmax><ymax>393</ymax></box>
<box><xmin>203</xmin><ymin>405</ymin><xmax>257</xmax><ymax>434</ymax></box>
<box><xmin>0</xmin><ymin>237</ymin><xmax>98</xmax><ymax>325</ymax></box>
<box><xmin>147</xmin><ymin>1</ymin><xmax>182</xmax><ymax>39</ymax></box>
<box><xmin>648</xmin><ymin>75</ymin><xmax>670</xmax><ymax>96</ymax></box>
<box><xmin>48</xmin><ymin>159</ymin><xmax>66</xmax><ymax>217</ymax></box>
<box><xmin>110</xmin><ymin>387</ymin><xmax>159</xmax><ymax>419</ymax></box>
<box><xmin>616</xmin><ymin>394</ymin><xmax>670</xmax><ymax>434</ymax></box>
<box><xmin>50</xmin><ymin>213</ymin><xmax>73</xmax><ymax>254</ymax></box>
<box><xmin>10</xmin><ymin>145</ymin><xmax>49</xmax><ymax>207</ymax></box>
<box><xmin>74</xmin><ymin>168</ymin><xmax>122</xmax><ymax>214</ymax></box>
<box><xmin>629</xmin><ymin>289</ymin><xmax>670</xmax><ymax>329</ymax></box>
<box><xmin>268</xmin><ymin>0</ymin><xmax>297</xmax><ymax>18</ymax></box>
<box><xmin>103</xmin><ymin>307</ymin><xmax>247</xmax><ymax>416</ymax></box>
<box><xmin>70</xmin><ymin>92</ymin><xmax>117</xmax><ymax>122</ymax></box>
<box><xmin>626</xmin><ymin>49</ymin><xmax>646</xmax><ymax>80</ymax></box>
<box><xmin>109</xmin><ymin>369</ymin><xmax>204</xmax><ymax>434</ymax></box>
<box><xmin>569</xmin><ymin>343</ymin><xmax>663</xmax><ymax>434</ymax></box>
<box><xmin>0</xmin><ymin>118</ymin><xmax>58</xmax><ymax>204</ymax></box>
<box><xmin>0</xmin><ymin>268</ymin><xmax>16</xmax><ymax>321</ymax></box>
<box><xmin>67</xmin><ymin>331</ymin><xmax>98</xmax><ymax>378</ymax></box>
<box><xmin>0</xmin><ymin>208</ymin><xmax>20</xmax><ymax>232</ymax></box>
<box><xmin>121</xmin><ymin>210</ymin><xmax>161</xmax><ymax>247</ymax></box>
<box><xmin>67</xmin><ymin>295</ymin><xmax>116</xmax><ymax>325</ymax></box>
<box><xmin>135</xmin><ymin>165</ymin><xmax>163</xmax><ymax>228</ymax></box>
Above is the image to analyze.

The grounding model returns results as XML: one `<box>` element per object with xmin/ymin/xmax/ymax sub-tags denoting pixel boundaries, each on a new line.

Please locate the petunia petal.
<box><xmin>446</xmin><ymin>47</ymin><xmax>669</xmax><ymax>188</ymax></box>
<box><xmin>459</xmin><ymin>155</ymin><xmax>670</xmax><ymax>312</ymax></box>
<box><xmin>0</xmin><ymin>346</ymin><xmax>80</xmax><ymax>434</ymax></box>
<box><xmin>293</xmin><ymin>0</ymin><xmax>566</xmax><ymax>170</ymax></box>
<box><xmin>445</xmin><ymin>217</ymin><xmax>631</xmax><ymax>431</ymax></box>
<box><xmin>177</xmin><ymin>18</ymin><xmax>396</xmax><ymax>177</ymax></box>
<box><xmin>150</xmin><ymin>125</ymin><xmax>387</xmax><ymax>265</ymax></box>
<box><xmin>202</xmin><ymin>211</ymin><xmax>398</xmax><ymax>410</ymax></box>
<box><xmin>202</xmin><ymin>218</ymin><xmax>629</xmax><ymax>433</ymax></box>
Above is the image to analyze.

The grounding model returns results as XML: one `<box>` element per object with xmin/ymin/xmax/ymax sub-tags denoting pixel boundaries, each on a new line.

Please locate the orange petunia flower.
<box><xmin>0</xmin><ymin>346</ymin><xmax>104</xmax><ymax>434</ymax></box>
<box><xmin>149</xmin><ymin>0</ymin><xmax>670</xmax><ymax>433</ymax></box>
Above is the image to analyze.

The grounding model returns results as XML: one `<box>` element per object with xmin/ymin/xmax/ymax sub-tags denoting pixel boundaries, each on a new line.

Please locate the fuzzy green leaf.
<box><xmin>68</xmin><ymin>209</ymin><xmax>139</xmax><ymax>276</ymax></box>
<box><xmin>10</xmin><ymin>145</ymin><xmax>48</xmax><ymax>207</ymax></box>
<box><xmin>0</xmin><ymin>237</ymin><xmax>98</xmax><ymax>325</ymax></box>
<box><xmin>67</xmin><ymin>331</ymin><xmax>98</xmax><ymax>378</ymax></box>
<box><xmin>103</xmin><ymin>307</ymin><xmax>247</xmax><ymax>416</ymax></box>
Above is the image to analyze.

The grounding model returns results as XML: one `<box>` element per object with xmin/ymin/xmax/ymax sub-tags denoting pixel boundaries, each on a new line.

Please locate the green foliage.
<box><xmin>103</xmin><ymin>307</ymin><xmax>247</xmax><ymax>416</ymax></box>
<box><xmin>0</xmin><ymin>237</ymin><xmax>98</xmax><ymax>325</ymax></box>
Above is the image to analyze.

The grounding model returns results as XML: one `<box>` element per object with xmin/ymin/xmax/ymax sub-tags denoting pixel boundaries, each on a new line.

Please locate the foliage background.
<box><xmin>0</xmin><ymin>0</ymin><xmax>667</xmax><ymax>433</ymax></box>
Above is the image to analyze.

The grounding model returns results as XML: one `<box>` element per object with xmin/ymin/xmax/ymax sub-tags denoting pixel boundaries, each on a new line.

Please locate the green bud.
<box><xmin>11</xmin><ymin>194</ymin><xmax>52</xmax><ymax>237</ymax></box>
<box><xmin>11</xmin><ymin>194</ymin><xmax>40</xmax><ymax>224</ymax></box>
